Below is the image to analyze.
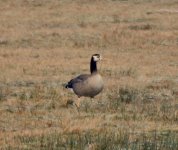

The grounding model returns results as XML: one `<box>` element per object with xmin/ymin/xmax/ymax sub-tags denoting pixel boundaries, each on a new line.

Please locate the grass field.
<box><xmin>0</xmin><ymin>0</ymin><xmax>178</xmax><ymax>149</ymax></box>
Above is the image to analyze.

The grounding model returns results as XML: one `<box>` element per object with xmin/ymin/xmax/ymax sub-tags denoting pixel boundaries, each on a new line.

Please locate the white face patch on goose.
<box><xmin>93</xmin><ymin>55</ymin><xmax>101</xmax><ymax>62</ymax></box>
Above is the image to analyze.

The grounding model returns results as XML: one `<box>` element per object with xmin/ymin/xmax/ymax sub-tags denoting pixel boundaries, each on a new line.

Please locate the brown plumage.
<box><xmin>65</xmin><ymin>54</ymin><xmax>104</xmax><ymax>107</ymax></box>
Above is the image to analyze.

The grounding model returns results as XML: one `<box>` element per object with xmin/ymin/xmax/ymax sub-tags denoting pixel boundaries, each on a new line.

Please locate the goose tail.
<box><xmin>65</xmin><ymin>81</ymin><xmax>73</xmax><ymax>89</ymax></box>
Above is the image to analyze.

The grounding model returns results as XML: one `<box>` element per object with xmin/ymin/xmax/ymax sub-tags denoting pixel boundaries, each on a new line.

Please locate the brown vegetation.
<box><xmin>0</xmin><ymin>0</ymin><xmax>178</xmax><ymax>149</ymax></box>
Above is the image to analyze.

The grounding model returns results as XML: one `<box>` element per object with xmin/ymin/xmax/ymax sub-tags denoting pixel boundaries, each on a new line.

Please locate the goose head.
<box><xmin>92</xmin><ymin>54</ymin><xmax>102</xmax><ymax>62</ymax></box>
<box><xmin>90</xmin><ymin>54</ymin><xmax>102</xmax><ymax>74</ymax></box>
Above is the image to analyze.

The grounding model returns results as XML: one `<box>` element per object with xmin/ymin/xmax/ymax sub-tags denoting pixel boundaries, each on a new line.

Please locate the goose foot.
<box><xmin>66</xmin><ymin>98</ymin><xmax>81</xmax><ymax>112</ymax></box>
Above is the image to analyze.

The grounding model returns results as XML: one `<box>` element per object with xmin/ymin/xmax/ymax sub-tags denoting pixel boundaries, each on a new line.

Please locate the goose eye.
<box><xmin>97</xmin><ymin>55</ymin><xmax>101</xmax><ymax>59</ymax></box>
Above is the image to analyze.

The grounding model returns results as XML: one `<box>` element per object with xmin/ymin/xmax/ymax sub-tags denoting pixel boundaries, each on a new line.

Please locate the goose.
<box><xmin>65</xmin><ymin>54</ymin><xmax>104</xmax><ymax>108</ymax></box>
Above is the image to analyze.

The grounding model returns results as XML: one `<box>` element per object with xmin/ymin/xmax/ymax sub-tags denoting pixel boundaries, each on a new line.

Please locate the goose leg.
<box><xmin>75</xmin><ymin>97</ymin><xmax>81</xmax><ymax>108</ymax></box>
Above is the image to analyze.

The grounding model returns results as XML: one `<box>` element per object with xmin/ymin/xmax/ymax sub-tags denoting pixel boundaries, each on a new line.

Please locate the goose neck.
<box><xmin>90</xmin><ymin>58</ymin><xmax>97</xmax><ymax>74</ymax></box>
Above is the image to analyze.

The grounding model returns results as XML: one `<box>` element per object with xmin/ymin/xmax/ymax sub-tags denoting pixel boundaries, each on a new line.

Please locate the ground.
<box><xmin>0</xmin><ymin>0</ymin><xmax>178</xmax><ymax>149</ymax></box>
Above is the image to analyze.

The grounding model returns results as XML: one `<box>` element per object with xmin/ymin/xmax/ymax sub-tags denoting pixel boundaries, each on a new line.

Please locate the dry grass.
<box><xmin>0</xmin><ymin>0</ymin><xmax>178</xmax><ymax>149</ymax></box>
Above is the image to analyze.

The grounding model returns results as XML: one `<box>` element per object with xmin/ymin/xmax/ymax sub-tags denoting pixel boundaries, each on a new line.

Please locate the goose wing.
<box><xmin>65</xmin><ymin>74</ymin><xmax>90</xmax><ymax>88</ymax></box>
